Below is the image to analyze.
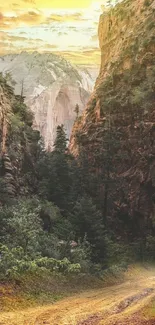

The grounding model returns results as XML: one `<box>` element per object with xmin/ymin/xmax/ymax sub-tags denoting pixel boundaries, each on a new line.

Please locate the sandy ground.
<box><xmin>0</xmin><ymin>268</ymin><xmax>155</xmax><ymax>325</ymax></box>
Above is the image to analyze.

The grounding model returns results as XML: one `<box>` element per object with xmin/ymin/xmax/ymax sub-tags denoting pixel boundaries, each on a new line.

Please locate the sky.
<box><xmin>0</xmin><ymin>0</ymin><xmax>109</xmax><ymax>64</ymax></box>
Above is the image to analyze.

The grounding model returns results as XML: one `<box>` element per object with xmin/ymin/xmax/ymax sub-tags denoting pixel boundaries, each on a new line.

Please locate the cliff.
<box><xmin>0</xmin><ymin>77</ymin><xmax>16</xmax><ymax>197</ymax></box>
<box><xmin>70</xmin><ymin>0</ymin><xmax>155</xmax><ymax>235</ymax></box>
<box><xmin>0</xmin><ymin>74</ymin><xmax>41</xmax><ymax>201</ymax></box>
<box><xmin>0</xmin><ymin>52</ymin><xmax>98</xmax><ymax>149</ymax></box>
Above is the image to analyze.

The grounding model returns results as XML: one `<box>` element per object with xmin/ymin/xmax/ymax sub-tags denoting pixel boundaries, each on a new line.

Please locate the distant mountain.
<box><xmin>0</xmin><ymin>52</ymin><xmax>98</xmax><ymax>149</ymax></box>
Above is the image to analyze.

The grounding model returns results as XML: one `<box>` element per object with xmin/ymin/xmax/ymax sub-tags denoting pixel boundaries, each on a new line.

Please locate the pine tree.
<box><xmin>54</xmin><ymin>125</ymin><xmax>68</xmax><ymax>153</ymax></box>
<box><xmin>70</xmin><ymin>196</ymin><xmax>105</xmax><ymax>262</ymax></box>
<box><xmin>74</xmin><ymin>104</ymin><xmax>80</xmax><ymax>119</ymax></box>
<box><xmin>38</xmin><ymin>125</ymin><xmax>79</xmax><ymax>214</ymax></box>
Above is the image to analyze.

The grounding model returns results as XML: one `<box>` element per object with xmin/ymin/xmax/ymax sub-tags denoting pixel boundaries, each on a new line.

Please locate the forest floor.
<box><xmin>0</xmin><ymin>266</ymin><xmax>155</xmax><ymax>325</ymax></box>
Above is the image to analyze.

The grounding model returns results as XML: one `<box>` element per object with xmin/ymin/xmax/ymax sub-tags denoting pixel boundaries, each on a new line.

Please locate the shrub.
<box><xmin>0</xmin><ymin>245</ymin><xmax>81</xmax><ymax>280</ymax></box>
<box><xmin>70</xmin><ymin>236</ymin><xmax>92</xmax><ymax>273</ymax></box>
<box><xmin>1</xmin><ymin>200</ymin><xmax>42</xmax><ymax>256</ymax></box>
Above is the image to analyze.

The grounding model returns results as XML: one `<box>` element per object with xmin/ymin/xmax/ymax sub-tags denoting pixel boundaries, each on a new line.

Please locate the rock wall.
<box><xmin>70</xmin><ymin>0</ymin><xmax>155</xmax><ymax>229</ymax></box>
<box><xmin>0</xmin><ymin>79</ymin><xmax>16</xmax><ymax>198</ymax></box>
<box><xmin>27</xmin><ymin>81</ymin><xmax>90</xmax><ymax>150</ymax></box>
<box><xmin>0</xmin><ymin>52</ymin><xmax>98</xmax><ymax>149</ymax></box>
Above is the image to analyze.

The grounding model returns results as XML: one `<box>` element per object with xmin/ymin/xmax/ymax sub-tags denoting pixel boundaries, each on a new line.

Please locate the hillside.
<box><xmin>70</xmin><ymin>0</ymin><xmax>155</xmax><ymax>247</ymax></box>
<box><xmin>0</xmin><ymin>73</ymin><xmax>41</xmax><ymax>199</ymax></box>
<box><xmin>0</xmin><ymin>52</ymin><xmax>98</xmax><ymax>149</ymax></box>
<box><xmin>0</xmin><ymin>267</ymin><xmax>155</xmax><ymax>325</ymax></box>
<box><xmin>0</xmin><ymin>0</ymin><xmax>155</xmax><ymax>323</ymax></box>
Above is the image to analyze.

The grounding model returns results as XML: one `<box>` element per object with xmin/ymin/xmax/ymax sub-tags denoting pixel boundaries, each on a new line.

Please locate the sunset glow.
<box><xmin>0</xmin><ymin>0</ymin><xmax>107</xmax><ymax>64</ymax></box>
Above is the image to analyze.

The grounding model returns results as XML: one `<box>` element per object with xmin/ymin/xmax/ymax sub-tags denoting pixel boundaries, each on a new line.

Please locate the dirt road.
<box><xmin>0</xmin><ymin>268</ymin><xmax>155</xmax><ymax>325</ymax></box>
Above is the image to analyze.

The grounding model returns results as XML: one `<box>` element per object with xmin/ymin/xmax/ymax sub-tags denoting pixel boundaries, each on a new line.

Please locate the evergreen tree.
<box><xmin>54</xmin><ymin>125</ymin><xmax>68</xmax><ymax>153</ymax></box>
<box><xmin>74</xmin><ymin>104</ymin><xmax>80</xmax><ymax>119</ymax></box>
<box><xmin>38</xmin><ymin>125</ymin><xmax>78</xmax><ymax>214</ymax></box>
<box><xmin>70</xmin><ymin>196</ymin><xmax>105</xmax><ymax>262</ymax></box>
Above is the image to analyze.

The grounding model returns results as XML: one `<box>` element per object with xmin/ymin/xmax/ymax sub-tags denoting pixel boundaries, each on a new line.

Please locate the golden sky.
<box><xmin>0</xmin><ymin>0</ymin><xmax>108</xmax><ymax>64</ymax></box>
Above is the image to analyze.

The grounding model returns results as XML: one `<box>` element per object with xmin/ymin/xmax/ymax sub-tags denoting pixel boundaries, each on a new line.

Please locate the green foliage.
<box><xmin>37</xmin><ymin>125</ymin><xmax>81</xmax><ymax>213</ymax></box>
<box><xmin>69</xmin><ymin>197</ymin><xmax>106</xmax><ymax>262</ymax></box>
<box><xmin>54</xmin><ymin>124</ymin><xmax>68</xmax><ymax>153</ymax></box>
<box><xmin>144</xmin><ymin>0</ymin><xmax>151</xmax><ymax>6</ymax></box>
<box><xmin>0</xmin><ymin>200</ymin><xmax>41</xmax><ymax>255</ymax></box>
<box><xmin>1</xmin><ymin>46</ymin><xmax>155</xmax><ymax>290</ymax></box>
<box><xmin>145</xmin><ymin>235</ymin><xmax>155</xmax><ymax>260</ymax></box>
<box><xmin>0</xmin><ymin>245</ymin><xmax>27</xmax><ymax>278</ymax></box>
<box><xmin>35</xmin><ymin>256</ymin><xmax>80</xmax><ymax>274</ymax></box>
<box><xmin>0</xmin><ymin>245</ymin><xmax>80</xmax><ymax>280</ymax></box>
<box><xmin>70</xmin><ymin>236</ymin><xmax>92</xmax><ymax>272</ymax></box>
<box><xmin>9</xmin><ymin>114</ymin><xmax>24</xmax><ymax>135</ymax></box>
<box><xmin>103</xmin><ymin>235</ymin><xmax>132</xmax><ymax>266</ymax></box>
<box><xmin>74</xmin><ymin>103</ymin><xmax>80</xmax><ymax>119</ymax></box>
<box><xmin>0</xmin><ymin>177</ymin><xmax>9</xmax><ymax>204</ymax></box>
<box><xmin>101</xmin><ymin>263</ymin><xmax>127</xmax><ymax>283</ymax></box>
<box><xmin>0</xmin><ymin>195</ymin><xmax>89</xmax><ymax>279</ymax></box>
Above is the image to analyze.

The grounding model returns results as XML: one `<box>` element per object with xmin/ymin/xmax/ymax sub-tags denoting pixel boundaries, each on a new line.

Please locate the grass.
<box><xmin>142</xmin><ymin>298</ymin><xmax>155</xmax><ymax>319</ymax></box>
<box><xmin>0</xmin><ymin>265</ymin><xmax>155</xmax><ymax>325</ymax></box>
<box><xmin>1</xmin><ymin>265</ymin><xmax>155</xmax><ymax>324</ymax></box>
<box><xmin>0</xmin><ymin>272</ymin><xmax>104</xmax><ymax>312</ymax></box>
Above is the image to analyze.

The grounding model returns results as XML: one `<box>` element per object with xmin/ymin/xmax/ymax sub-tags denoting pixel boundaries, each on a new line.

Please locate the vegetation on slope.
<box><xmin>0</xmin><ymin>0</ymin><xmax>155</xmax><ymax>318</ymax></box>
<box><xmin>0</xmin><ymin>266</ymin><xmax>155</xmax><ymax>324</ymax></box>
<box><xmin>70</xmin><ymin>0</ymin><xmax>155</xmax><ymax>265</ymax></box>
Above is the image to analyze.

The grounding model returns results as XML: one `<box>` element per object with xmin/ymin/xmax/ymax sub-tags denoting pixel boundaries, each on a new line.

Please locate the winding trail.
<box><xmin>0</xmin><ymin>269</ymin><xmax>155</xmax><ymax>325</ymax></box>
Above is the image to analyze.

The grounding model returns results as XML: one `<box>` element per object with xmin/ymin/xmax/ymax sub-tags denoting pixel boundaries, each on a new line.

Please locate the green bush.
<box><xmin>0</xmin><ymin>245</ymin><xmax>81</xmax><ymax>280</ymax></box>
<box><xmin>69</xmin><ymin>236</ymin><xmax>92</xmax><ymax>273</ymax></box>
<box><xmin>101</xmin><ymin>263</ymin><xmax>127</xmax><ymax>283</ymax></box>
<box><xmin>1</xmin><ymin>200</ymin><xmax>42</xmax><ymax>255</ymax></box>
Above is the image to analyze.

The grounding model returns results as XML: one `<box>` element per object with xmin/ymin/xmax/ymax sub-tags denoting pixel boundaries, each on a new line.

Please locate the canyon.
<box><xmin>0</xmin><ymin>52</ymin><xmax>98</xmax><ymax>149</ymax></box>
<box><xmin>0</xmin><ymin>0</ymin><xmax>155</xmax><ymax>323</ymax></box>
<box><xmin>70</xmin><ymin>0</ymin><xmax>155</xmax><ymax>236</ymax></box>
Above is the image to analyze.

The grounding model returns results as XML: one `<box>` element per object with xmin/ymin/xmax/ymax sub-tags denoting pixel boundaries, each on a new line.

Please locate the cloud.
<box><xmin>0</xmin><ymin>29</ymin><xmax>59</xmax><ymax>54</ymax></box>
<box><xmin>0</xmin><ymin>32</ymin><xmax>28</xmax><ymax>41</ymax></box>
<box><xmin>46</xmin><ymin>12</ymin><xmax>85</xmax><ymax>23</ymax></box>
<box><xmin>0</xmin><ymin>9</ymin><xmax>86</xmax><ymax>30</ymax></box>
<box><xmin>0</xmin><ymin>1</ymin><xmax>101</xmax><ymax>64</ymax></box>
<box><xmin>58</xmin><ymin>31</ymin><xmax>68</xmax><ymax>35</ymax></box>
<box><xmin>22</xmin><ymin>0</ymin><xmax>36</xmax><ymax>3</ymax></box>
<box><xmin>0</xmin><ymin>41</ymin><xmax>17</xmax><ymax>54</ymax></box>
<box><xmin>0</xmin><ymin>10</ymin><xmax>43</xmax><ymax>29</ymax></box>
<box><xmin>20</xmin><ymin>11</ymin><xmax>43</xmax><ymax>23</ymax></box>
<box><xmin>11</xmin><ymin>3</ymin><xmax>20</xmax><ymax>8</ymax></box>
<box><xmin>54</xmin><ymin>49</ymin><xmax>100</xmax><ymax>64</ymax></box>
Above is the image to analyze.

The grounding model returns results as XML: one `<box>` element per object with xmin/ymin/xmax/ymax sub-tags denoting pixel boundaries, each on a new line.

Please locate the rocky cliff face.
<box><xmin>0</xmin><ymin>77</ymin><xmax>18</xmax><ymax>198</ymax></box>
<box><xmin>0</xmin><ymin>52</ymin><xmax>98</xmax><ymax>149</ymax></box>
<box><xmin>0</xmin><ymin>74</ymin><xmax>42</xmax><ymax>201</ymax></box>
<box><xmin>70</xmin><ymin>0</ymin><xmax>155</xmax><ymax>232</ymax></box>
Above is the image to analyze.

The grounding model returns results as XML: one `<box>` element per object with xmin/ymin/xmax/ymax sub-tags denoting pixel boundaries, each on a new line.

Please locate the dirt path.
<box><xmin>0</xmin><ymin>269</ymin><xmax>155</xmax><ymax>325</ymax></box>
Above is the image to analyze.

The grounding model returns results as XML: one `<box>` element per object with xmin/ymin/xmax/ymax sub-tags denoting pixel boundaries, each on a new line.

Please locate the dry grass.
<box><xmin>0</xmin><ymin>265</ymin><xmax>155</xmax><ymax>325</ymax></box>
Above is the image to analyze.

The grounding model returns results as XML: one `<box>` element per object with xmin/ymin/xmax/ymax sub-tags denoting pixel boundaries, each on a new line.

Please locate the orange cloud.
<box><xmin>0</xmin><ymin>10</ymin><xmax>43</xmax><ymax>29</ymax></box>
<box><xmin>46</xmin><ymin>12</ymin><xmax>84</xmax><ymax>23</ymax></box>
<box><xmin>0</xmin><ymin>0</ymin><xmax>101</xmax><ymax>64</ymax></box>
<box><xmin>0</xmin><ymin>30</ymin><xmax>60</xmax><ymax>54</ymax></box>
<box><xmin>11</xmin><ymin>3</ymin><xmax>20</xmax><ymax>8</ymax></box>
<box><xmin>0</xmin><ymin>31</ymin><xmax>44</xmax><ymax>42</ymax></box>
<box><xmin>54</xmin><ymin>49</ymin><xmax>100</xmax><ymax>65</ymax></box>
